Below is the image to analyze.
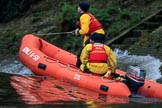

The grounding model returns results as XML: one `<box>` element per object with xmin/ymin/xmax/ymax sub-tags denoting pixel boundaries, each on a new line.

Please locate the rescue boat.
<box><xmin>18</xmin><ymin>34</ymin><xmax>162</xmax><ymax>99</ymax></box>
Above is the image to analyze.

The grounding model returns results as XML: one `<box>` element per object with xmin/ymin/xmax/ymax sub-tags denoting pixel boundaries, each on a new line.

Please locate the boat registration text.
<box><xmin>22</xmin><ymin>47</ymin><xmax>40</xmax><ymax>61</ymax></box>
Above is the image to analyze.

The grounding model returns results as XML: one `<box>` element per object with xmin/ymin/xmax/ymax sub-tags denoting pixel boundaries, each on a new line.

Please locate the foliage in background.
<box><xmin>52</xmin><ymin>3</ymin><xmax>136</xmax><ymax>52</ymax></box>
<box><xmin>0</xmin><ymin>0</ymin><xmax>41</xmax><ymax>22</ymax></box>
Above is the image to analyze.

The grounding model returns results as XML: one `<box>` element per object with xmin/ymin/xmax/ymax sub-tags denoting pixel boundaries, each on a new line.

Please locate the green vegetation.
<box><xmin>0</xmin><ymin>0</ymin><xmax>162</xmax><ymax>58</ymax></box>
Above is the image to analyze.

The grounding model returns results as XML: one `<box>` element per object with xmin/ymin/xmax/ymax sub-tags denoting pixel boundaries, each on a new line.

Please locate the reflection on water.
<box><xmin>10</xmin><ymin>75</ymin><xmax>129</xmax><ymax>105</ymax></box>
<box><xmin>0</xmin><ymin>73</ymin><xmax>26</xmax><ymax>107</ymax></box>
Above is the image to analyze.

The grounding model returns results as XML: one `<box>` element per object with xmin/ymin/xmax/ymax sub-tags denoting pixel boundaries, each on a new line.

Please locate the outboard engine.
<box><xmin>125</xmin><ymin>65</ymin><xmax>146</xmax><ymax>95</ymax></box>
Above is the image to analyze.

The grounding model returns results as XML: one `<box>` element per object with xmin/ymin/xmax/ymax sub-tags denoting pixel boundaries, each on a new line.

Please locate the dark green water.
<box><xmin>0</xmin><ymin>72</ymin><xmax>162</xmax><ymax>108</ymax></box>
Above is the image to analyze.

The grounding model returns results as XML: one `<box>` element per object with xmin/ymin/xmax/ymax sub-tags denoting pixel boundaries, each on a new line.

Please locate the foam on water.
<box><xmin>0</xmin><ymin>59</ymin><xmax>33</xmax><ymax>75</ymax></box>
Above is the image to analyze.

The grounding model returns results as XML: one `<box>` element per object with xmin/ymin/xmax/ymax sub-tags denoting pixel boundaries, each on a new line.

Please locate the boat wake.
<box><xmin>0</xmin><ymin>58</ymin><xmax>33</xmax><ymax>75</ymax></box>
<box><xmin>114</xmin><ymin>48</ymin><xmax>162</xmax><ymax>81</ymax></box>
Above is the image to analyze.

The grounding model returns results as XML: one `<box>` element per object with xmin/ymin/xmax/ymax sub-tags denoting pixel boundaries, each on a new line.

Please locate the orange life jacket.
<box><xmin>79</xmin><ymin>12</ymin><xmax>102</xmax><ymax>36</ymax></box>
<box><xmin>88</xmin><ymin>43</ymin><xmax>108</xmax><ymax>63</ymax></box>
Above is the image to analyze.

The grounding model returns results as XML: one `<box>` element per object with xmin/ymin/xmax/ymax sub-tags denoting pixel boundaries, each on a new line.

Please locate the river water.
<box><xmin>0</xmin><ymin>49</ymin><xmax>162</xmax><ymax>108</ymax></box>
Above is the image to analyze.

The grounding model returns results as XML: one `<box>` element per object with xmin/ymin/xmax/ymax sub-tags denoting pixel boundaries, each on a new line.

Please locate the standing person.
<box><xmin>79</xmin><ymin>33</ymin><xmax>117</xmax><ymax>76</ymax></box>
<box><xmin>74</xmin><ymin>1</ymin><xmax>105</xmax><ymax>67</ymax></box>
<box><xmin>74</xmin><ymin>1</ymin><xmax>105</xmax><ymax>46</ymax></box>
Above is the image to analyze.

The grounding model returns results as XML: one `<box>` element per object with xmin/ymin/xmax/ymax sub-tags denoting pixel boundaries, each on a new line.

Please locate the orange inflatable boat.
<box><xmin>19</xmin><ymin>34</ymin><xmax>162</xmax><ymax>99</ymax></box>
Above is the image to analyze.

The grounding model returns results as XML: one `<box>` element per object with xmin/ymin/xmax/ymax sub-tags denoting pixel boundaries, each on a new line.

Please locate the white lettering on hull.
<box><xmin>22</xmin><ymin>47</ymin><xmax>40</xmax><ymax>61</ymax></box>
<box><xmin>74</xmin><ymin>74</ymin><xmax>80</xmax><ymax>80</ymax></box>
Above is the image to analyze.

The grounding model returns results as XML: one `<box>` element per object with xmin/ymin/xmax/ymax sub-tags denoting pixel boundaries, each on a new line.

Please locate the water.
<box><xmin>0</xmin><ymin>49</ymin><xmax>162</xmax><ymax>108</ymax></box>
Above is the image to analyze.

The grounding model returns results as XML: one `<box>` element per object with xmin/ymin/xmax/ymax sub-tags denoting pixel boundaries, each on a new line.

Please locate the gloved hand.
<box><xmin>74</xmin><ymin>28</ymin><xmax>79</xmax><ymax>36</ymax></box>
<box><xmin>104</xmin><ymin>69</ymin><xmax>112</xmax><ymax>77</ymax></box>
<box><xmin>112</xmin><ymin>72</ymin><xmax>126</xmax><ymax>83</ymax></box>
<box><xmin>115</xmin><ymin>76</ymin><xmax>126</xmax><ymax>82</ymax></box>
<box><xmin>111</xmin><ymin>72</ymin><xmax>121</xmax><ymax>79</ymax></box>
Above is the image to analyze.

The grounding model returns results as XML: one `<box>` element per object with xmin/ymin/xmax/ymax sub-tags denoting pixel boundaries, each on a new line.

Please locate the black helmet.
<box><xmin>90</xmin><ymin>33</ymin><xmax>103</xmax><ymax>43</ymax></box>
<box><xmin>79</xmin><ymin>1</ymin><xmax>90</xmax><ymax>12</ymax></box>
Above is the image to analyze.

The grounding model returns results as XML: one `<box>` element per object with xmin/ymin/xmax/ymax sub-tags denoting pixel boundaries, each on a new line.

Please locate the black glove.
<box><xmin>111</xmin><ymin>72</ymin><xmax>120</xmax><ymax>78</ymax></box>
<box><xmin>111</xmin><ymin>73</ymin><xmax>126</xmax><ymax>80</ymax></box>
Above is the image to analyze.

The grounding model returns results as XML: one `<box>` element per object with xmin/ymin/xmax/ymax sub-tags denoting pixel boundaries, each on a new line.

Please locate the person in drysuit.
<box><xmin>74</xmin><ymin>1</ymin><xmax>106</xmax><ymax>68</ymax></box>
<box><xmin>79</xmin><ymin>33</ymin><xmax>116</xmax><ymax>75</ymax></box>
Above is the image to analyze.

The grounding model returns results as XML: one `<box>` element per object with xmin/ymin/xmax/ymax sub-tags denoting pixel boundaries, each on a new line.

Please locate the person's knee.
<box><xmin>76</xmin><ymin>57</ymin><xmax>81</xmax><ymax>68</ymax></box>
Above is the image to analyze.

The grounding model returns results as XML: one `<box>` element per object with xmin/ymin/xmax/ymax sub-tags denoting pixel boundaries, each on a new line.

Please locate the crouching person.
<box><xmin>79</xmin><ymin>32</ymin><xmax>117</xmax><ymax>75</ymax></box>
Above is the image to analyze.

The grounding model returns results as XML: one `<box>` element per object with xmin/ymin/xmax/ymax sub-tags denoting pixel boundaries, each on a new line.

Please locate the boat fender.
<box><xmin>100</xmin><ymin>85</ymin><xmax>109</xmax><ymax>92</ymax></box>
<box><xmin>38</xmin><ymin>63</ymin><xmax>47</xmax><ymax>70</ymax></box>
